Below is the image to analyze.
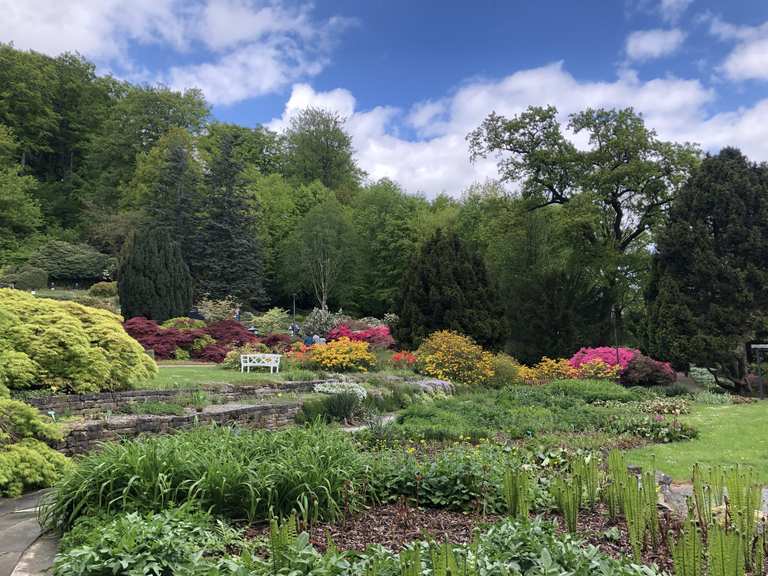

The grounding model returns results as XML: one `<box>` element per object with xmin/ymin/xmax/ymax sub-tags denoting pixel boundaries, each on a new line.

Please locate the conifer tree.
<box><xmin>189</xmin><ymin>131</ymin><xmax>267</xmax><ymax>307</ymax></box>
<box><xmin>395</xmin><ymin>228</ymin><xmax>505</xmax><ymax>349</ymax></box>
<box><xmin>647</xmin><ymin>148</ymin><xmax>768</xmax><ymax>393</ymax></box>
<box><xmin>118</xmin><ymin>227</ymin><xmax>192</xmax><ymax>322</ymax></box>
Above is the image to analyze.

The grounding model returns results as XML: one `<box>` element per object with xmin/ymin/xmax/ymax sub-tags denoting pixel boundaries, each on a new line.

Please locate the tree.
<box><xmin>189</xmin><ymin>131</ymin><xmax>267</xmax><ymax>307</ymax></box>
<box><xmin>283</xmin><ymin>107</ymin><xmax>362</xmax><ymax>192</ymax></box>
<box><xmin>126</xmin><ymin>128</ymin><xmax>203</xmax><ymax>255</ymax></box>
<box><xmin>280</xmin><ymin>198</ymin><xmax>356</xmax><ymax>310</ymax></box>
<box><xmin>395</xmin><ymin>228</ymin><xmax>505</xmax><ymax>349</ymax></box>
<box><xmin>647</xmin><ymin>148</ymin><xmax>768</xmax><ymax>394</ymax></box>
<box><xmin>468</xmin><ymin>106</ymin><xmax>699</xmax><ymax>340</ymax></box>
<box><xmin>350</xmin><ymin>179</ymin><xmax>422</xmax><ymax>316</ymax></box>
<box><xmin>118</xmin><ymin>227</ymin><xmax>192</xmax><ymax>322</ymax></box>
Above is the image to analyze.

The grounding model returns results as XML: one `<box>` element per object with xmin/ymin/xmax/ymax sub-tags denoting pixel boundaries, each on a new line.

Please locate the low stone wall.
<box><xmin>24</xmin><ymin>380</ymin><xmax>325</xmax><ymax>417</ymax></box>
<box><xmin>57</xmin><ymin>401</ymin><xmax>301</xmax><ymax>455</ymax></box>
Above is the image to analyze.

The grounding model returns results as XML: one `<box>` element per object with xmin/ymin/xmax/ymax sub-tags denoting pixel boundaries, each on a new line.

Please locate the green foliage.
<box><xmin>0</xmin><ymin>288</ymin><xmax>157</xmax><ymax>392</ymax></box>
<box><xmin>0</xmin><ymin>398</ymin><xmax>61</xmax><ymax>444</ymax></box>
<box><xmin>53</xmin><ymin>508</ymin><xmax>236</xmax><ymax>576</ymax></box>
<box><xmin>1</xmin><ymin>264</ymin><xmax>48</xmax><ymax>290</ymax></box>
<box><xmin>648</xmin><ymin>148</ymin><xmax>768</xmax><ymax>394</ymax></box>
<box><xmin>502</xmin><ymin>467</ymin><xmax>532</xmax><ymax>520</ymax></box>
<box><xmin>301</xmin><ymin>307</ymin><xmax>342</xmax><ymax>337</ymax></box>
<box><xmin>552</xmin><ymin>476</ymin><xmax>581</xmax><ymax>533</ymax></box>
<box><xmin>0</xmin><ymin>439</ymin><xmax>71</xmax><ymax>497</ymax></box>
<box><xmin>87</xmin><ymin>281</ymin><xmax>117</xmax><ymax>298</ymax></box>
<box><xmin>118</xmin><ymin>227</ymin><xmax>193</xmax><ymax>322</ymax></box>
<box><xmin>396</xmin><ymin>229</ymin><xmax>505</xmax><ymax>349</ymax></box>
<box><xmin>249</xmin><ymin>307</ymin><xmax>290</xmax><ymax>335</ymax></box>
<box><xmin>672</xmin><ymin>518</ymin><xmax>704</xmax><ymax>576</ymax></box>
<box><xmin>41</xmin><ymin>424</ymin><xmax>369</xmax><ymax>531</ymax></box>
<box><xmin>486</xmin><ymin>353</ymin><xmax>521</xmax><ymax>388</ymax></box>
<box><xmin>196</xmin><ymin>295</ymin><xmax>239</xmax><ymax>323</ymax></box>
<box><xmin>283</xmin><ymin>107</ymin><xmax>361</xmax><ymax>192</ymax></box>
<box><xmin>27</xmin><ymin>240</ymin><xmax>114</xmax><ymax>283</ymax></box>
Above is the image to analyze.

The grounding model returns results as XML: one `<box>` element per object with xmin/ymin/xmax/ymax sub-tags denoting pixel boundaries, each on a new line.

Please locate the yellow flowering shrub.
<box><xmin>310</xmin><ymin>337</ymin><xmax>376</xmax><ymax>372</ymax></box>
<box><xmin>416</xmin><ymin>330</ymin><xmax>494</xmax><ymax>386</ymax></box>
<box><xmin>516</xmin><ymin>357</ymin><xmax>578</xmax><ymax>382</ymax></box>
<box><xmin>576</xmin><ymin>359</ymin><xmax>621</xmax><ymax>380</ymax></box>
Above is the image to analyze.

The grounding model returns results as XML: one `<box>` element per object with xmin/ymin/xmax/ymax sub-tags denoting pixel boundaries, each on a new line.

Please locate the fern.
<box><xmin>671</xmin><ymin>518</ymin><xmax>703</xmax><ymax>576</ymax></box>
<box><xmin>502</xmin><ymin>467</ymin><xmax>531</xmax><ymax>520</ymax></box>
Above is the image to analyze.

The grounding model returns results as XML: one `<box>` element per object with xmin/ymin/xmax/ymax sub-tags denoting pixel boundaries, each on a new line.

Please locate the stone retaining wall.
<box><xmin>24</xmin><ymin>380</ymin><xmax>326</xmax><ymax>417</ymax></box>
<box><xmin>57</xmin><ymin>401</ymin><xmax>301</xmax><ymax>455</ymax></box>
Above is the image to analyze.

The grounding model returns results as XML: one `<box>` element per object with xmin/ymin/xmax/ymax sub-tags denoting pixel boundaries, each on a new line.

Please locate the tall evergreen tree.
<box><xmin>395</xmin><ymin>229</ymin><xmax>505</xmax><ymax>349</ymax></box>
<box><xmin>647</xmin><ymin>148</ymin><xmax>768</xmax><ymax>393</ymax></box>
<box><xmin>189</xmin><ymin>131</ymin><xmax>267</xmax><ymax>308</ymax></box>
<box><xmin>118</xmin><ymin>227</ymin><xmax>192</xmax><ymax>322</ymax></box>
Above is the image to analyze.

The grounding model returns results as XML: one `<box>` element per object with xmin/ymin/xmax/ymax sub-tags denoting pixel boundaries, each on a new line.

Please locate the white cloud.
<box><xmin>626</xmin><ymin>28</ymin><xmax>685</xmax><ymax>61</ymax></box>
<box><xmin>0</xmin><ymin>0</ymin><xmax>350</xmax><ymax>104</ymax></box>
<box><xmin>270</xmin><ymin>63</ymin><xmax>728</xmax><ymax>197</ymax></box>
<box><xmin>659</xmin><ymin>0</ymin><xmax>693</xmax><ymax>23</ymax></box>
<box><xmin>708</xmin><ymin>17</ymin><xmax>768</xmax><ymax>81</ymax></box>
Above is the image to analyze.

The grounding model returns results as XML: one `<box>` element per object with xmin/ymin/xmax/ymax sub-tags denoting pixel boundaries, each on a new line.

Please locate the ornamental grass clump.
<box><xmin>416</xmin><ymin>330</ymin><xmax>494</xmax><ymax>386</ymax></box>
<box><xmin>0</xmin><ymin>288</ymin><xmax>156</xmax><ymax>393</ymax></box>
<box><xmin>41</xmin><ymin>423</ymin><xmax>369</xmax><ymax>531</ymax></box>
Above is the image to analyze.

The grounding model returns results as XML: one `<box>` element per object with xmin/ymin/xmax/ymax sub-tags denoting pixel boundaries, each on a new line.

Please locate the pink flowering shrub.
<box><xmin>327</xmin><ymin>324</ymin><xmax>394</xmax><ymax>349</ymax></box>
<box><xmin>569</xmin><ymin>347</ymin><xmax>639</xmax><ymax>371</ymax></box>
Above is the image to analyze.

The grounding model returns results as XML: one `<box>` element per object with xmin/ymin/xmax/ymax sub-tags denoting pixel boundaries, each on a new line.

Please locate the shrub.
<box><xmin>309</xmin><ymin>337</ymin><xmax>376</xmax><ymax>372</ymax></box>
<box><xmin>221</xmin><ymin>342</ymin><xmax>269</xmax><ymax>369</ymax></box>
<box><xmin>416</xmin><ymin>330</ymin><xmax>494</xmax><ymax>386</ymax></box>
<box><xmin>0</xmin><ymin>439</ymin><xmax>72</xmax><ymax>497</ymax></box>
<box><xmin>391</xmin><ymin>350</ymin><xmax>417</xmax><ymax>370</ymax></box>
<box><xmin>298</xmin><ymin>392</ymin><xmax>361</xmax><ymax>424</ymax></box>
<box><xmin>41</xmin><ymin>424</ymin><xmax>369</xmax><ymax>530</ymax></box>
<box><xmin>301</xmin><ymin>307</ymin><xmax>342</xmax><ymax>337</ymax></box>
<box><xmin>314</xmin><ymin>381</ymin><xmax>367</xmax><ymax>400</ymax></box>
<box><xmin>204</xmin><ymin>320</ymin><xmax>256</xmax><ymax>347</ymax></box>
<box><xmin>196</xmin><ymin>295</ymin><xmax>239</xmax><ymax>323</ymax></box>
<box><xmin>0</xmin><ymin>350</ymin><xmax>39</xmax><ymax>389</ymax></box>
<box><xmin>577</xmin><ymin>359</ymin><xmax>621</xmax><ymax>380</ymax></box>
<box><xmin>327</xmin><ymin>324</ymin><xmax>395</xmax><ymax>349</ymax></box>
<box><xmin>27</xmin><ymin>240</ymin><xmax>115</xmax><ymax>283</ymax></box>
<box><xmin>516</xmin><ymin>357</ymin><xmax>578</xmax><ymax>382</ymax></box>
<box><xmin>487</xmin><ymin>353</ymin><xmax>521</xmax><ymax>388</ymax></box>
<box><xmin>249</xmin><ymin>307</ymin><xmax>290</xmax><ymax>335</ymax></box>
<box><xmin>53</xmin><ymin>509</ymin><xmax>232</xmax><ymax>576</ymax></box>
<box><xmin>1</xmin><ymin>265</ymin><xmax>48</xmax><ymax>290</ymax></box>
<box><xmin>0</xmin><ymin>289</ymin><xmax>156</xmax><ymax>393</ymax></box>
<box><xmin>197</xmin><ymin>343</ymin><xmax>229</xmax><ymax>363</ymax></box>
<box><xmin>172</xmin><ymin>348</ymin><xmax>190</xmax><ymax>361</ymax></box>
<box><xmin>621</xmin><ymin>353</ymin><xmax>677</xmax><ymax>387</ymax></box>
<box><xmin>262</xmin><ymin>332</ymin><xmax>292</xmax><ymax>352</ymax></box>
<box><xmin>87</xmin><ymin>281</ymin><xmax>117</xmax><ymax>298</ymax></box>
<box><xmin>0</xmin><ymin>398</ymin><xmax>62</xmax><ymax>444</ymax></box>
<box><xmin>570</xmin><ymin>346</ymin><xmax>639</xmax><ymax>371</ymax></box>
<box><xmin>161</xmin><ymin>316</ymin><xmax>206</xmax><ymax>329</ymax></box>
<box><xmin>546</xmin><ymin>379</ymin><xmax>639</xmax><ymax>403</ymax></box>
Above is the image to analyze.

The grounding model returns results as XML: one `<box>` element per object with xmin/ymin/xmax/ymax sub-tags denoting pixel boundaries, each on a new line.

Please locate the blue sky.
<box><xmin>2</xmin><ymin>0</ymin><xmax>768</xmax><ymax>196</ymax></box>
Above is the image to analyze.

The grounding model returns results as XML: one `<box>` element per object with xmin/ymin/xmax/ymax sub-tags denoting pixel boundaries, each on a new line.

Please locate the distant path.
<box><xmin>0</xmin><ymin>490</ymin><xmax>57</xmax><ymax>576</ymax></box>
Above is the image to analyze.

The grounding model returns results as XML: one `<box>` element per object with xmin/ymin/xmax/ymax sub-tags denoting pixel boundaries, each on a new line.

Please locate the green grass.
<box><xmin>626</xmin><ymin>401</ymin><xmax>768</xmax><ymax>482</ymax></box>
<box><xmin>144</xmin><ymin>365</ymin><xmax>310</xmax><ymax>389</ymax></box>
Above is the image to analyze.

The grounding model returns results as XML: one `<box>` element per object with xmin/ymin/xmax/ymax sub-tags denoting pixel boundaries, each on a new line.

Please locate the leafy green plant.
<box><xmin>672</xmin><ymin>517</ymin><xmax>704</xmax><ymax>576</ymax></box>
<box><xmin>552</xmin><ymin>475</ymin><xmax>581</xmax><ymax>533</ymax></box>
<box><xmin>502</xmin><ymin>467</ymin><xmax>531</xmax><ymax>520</ymax></box>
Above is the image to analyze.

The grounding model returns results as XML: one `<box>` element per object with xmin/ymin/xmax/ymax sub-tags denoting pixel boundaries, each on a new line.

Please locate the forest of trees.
<box><xmin>3</xmin><ymin>43</ymin><xmax>768</xmax><ymax>379</ymax></box>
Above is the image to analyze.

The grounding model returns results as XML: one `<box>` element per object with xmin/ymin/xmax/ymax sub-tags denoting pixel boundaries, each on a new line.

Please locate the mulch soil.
<box><xmin>247</xmin><ymin>501</ymin><xmax>678</xmax><ymax>571</ymax></box>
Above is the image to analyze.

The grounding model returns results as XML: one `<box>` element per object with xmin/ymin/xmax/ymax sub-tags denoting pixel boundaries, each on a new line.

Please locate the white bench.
<box><xmin>240</xmin><ymin>353</ymin><xmax>281</xmax><ymax>374</ymax></box>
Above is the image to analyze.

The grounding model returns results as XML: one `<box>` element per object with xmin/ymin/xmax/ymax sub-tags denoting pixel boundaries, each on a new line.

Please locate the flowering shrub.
<box><xmin>301</xmin><ymin>308</ymin><xmax>343</xmax><ymax>337</ymax></box>
<box><xmin>516</xmin><ymin>357</ymin><xmax>578</xmax><ymax>382</ymax></box>
<box><xmin>569</xmin><ymin>347</ymin><xmax>639</xmax><ymax>372</ymax></box>
<box><xmin>391</xmin><ymin>351</ymin><xmax>417</xmax><ymax>369</ymax></box>
<box><xmin>0</xmin><ymin>289</ymin><xmax>156</xmax><ymax>393</ymax></box>
<box><xmin>327</xmin><ymin>324</ymin><xmax>394</xmax><ymax>349</ymax></box>
<box><xmin>314</xmin><ymin>381</ymin><xmax>367</xmax><ymax>400</ymax></box>
<box><xmin>576</xmin><ymin>359</ymin><xmax>621</xmax><ymax>380</ymax></box>
<box><xmin>416</xmin><ymin>330</ymin><xmax>494</xmax><ymax>386</ymax></box>
<box><xmin>309</xmin><ymin>337</ymin><xmax>376</xmax><ymax>372</ymax></box>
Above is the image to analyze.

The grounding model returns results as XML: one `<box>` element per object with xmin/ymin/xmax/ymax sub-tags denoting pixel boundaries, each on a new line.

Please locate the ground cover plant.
<box><xmin>390</xmin><ymin>381</ymin><xmax>697</xmax><ymax>445</ymax></box>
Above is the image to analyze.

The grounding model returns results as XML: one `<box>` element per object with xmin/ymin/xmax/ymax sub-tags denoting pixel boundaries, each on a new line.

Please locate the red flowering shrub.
<box><xmin>327</xmin><ymin>324</ymin><xmax>394</xmax><ymax>349</ymax></box>
<box><xmin>569</xmin><ymin>347</ymin><xmax>639</xmax><ymax>372</ymax></box>
<box><xmin>204</xmin><ymin>320</ymin><xmax>257</xmax><ymax>347</ymax></box>
<box><xmin>391</xmin><ymin>351</ymin><xmax>417</xmax><ymax>369</ymax></box>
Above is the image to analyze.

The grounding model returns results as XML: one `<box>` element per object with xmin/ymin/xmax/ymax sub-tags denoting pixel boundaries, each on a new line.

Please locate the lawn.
<box><xmin>146</xmin><ymin>365</ymin><xmax>287</xmax><ymax>389</ymax></box>
<box><xmin>626</xmin><ymin>400</ymin><xmax>768</xmax><ymax>482</ymax></box>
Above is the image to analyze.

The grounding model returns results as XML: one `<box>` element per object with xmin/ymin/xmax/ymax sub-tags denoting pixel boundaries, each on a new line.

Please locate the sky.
<box><xmin>2</xmin><ymin>0</ymin><xmax>768</xmax><ymax>197</ymax></box>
